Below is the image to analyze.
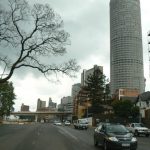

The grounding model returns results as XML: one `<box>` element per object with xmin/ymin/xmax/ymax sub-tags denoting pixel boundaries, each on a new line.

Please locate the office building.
<box><xmin>37</xmin><ymin>98</ymin><xmax>46</xmax><ymax>111</ymax></box>
<box><xmin>21</xmin><ymin>103</ymin><xmax>29</xmax><ymax>111</ymax></box>
<box><xmin>81</xmin><ymin>65</ymin><xmax>103</xmax><ymax>87</ymax></box>
<box><xmin>71</xmin><ymin>83</ymin><xmax>81</xmax><ymax>98</ymax></box>
<box><xmin>48</xmin><ymin>97</ymin><xmax>56</xmax><ymax>108</ymax></box>
<box><xmin>61</xmin><ymin>96</ymin><xmax>73</xmax><ymax>112</ymax></box>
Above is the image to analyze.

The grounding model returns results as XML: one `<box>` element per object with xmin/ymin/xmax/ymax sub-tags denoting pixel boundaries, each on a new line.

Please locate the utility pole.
<box><xmin>86</xmin><ymin>101</ymin><xmax>88</xmax><ymax>118</ymax></box>
<box><xmin>86</xmin><ymin>95</ymin><xmax>90</xmax><ymax>118</ymax></box>
<box><xmin>148</xmin><ymin>31</ymin><xmax>150</xmax><ymax>77</ymax></box>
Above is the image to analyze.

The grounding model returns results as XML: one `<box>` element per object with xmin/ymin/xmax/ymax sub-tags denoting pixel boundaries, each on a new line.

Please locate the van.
<box><xmin>73</xmin><ymin>119</ymin><xmax>88</xmax><ymax>130</ymax></box>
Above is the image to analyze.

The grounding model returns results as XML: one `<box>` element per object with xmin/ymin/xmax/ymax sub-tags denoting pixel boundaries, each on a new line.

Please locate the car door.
<box><xmin>95</xmin><ymin>124</ymin><xmax>106</xmax><ymax>145</ymax></box>
<box><xmin>95</xmin><ymin>125</ymin><xmax>102</xmax><ymax>143</ymax></box>
<box><xmin>98</xmin><ymin>125</ymin><xmax>106</xmax><ymax>145</ymax></box>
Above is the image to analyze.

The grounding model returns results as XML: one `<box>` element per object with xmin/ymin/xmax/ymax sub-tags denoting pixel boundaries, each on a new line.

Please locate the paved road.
<box><xmin>0</xmin><ymin>123</ymin><xmax>149</xmax><ymax>150</ymax></box>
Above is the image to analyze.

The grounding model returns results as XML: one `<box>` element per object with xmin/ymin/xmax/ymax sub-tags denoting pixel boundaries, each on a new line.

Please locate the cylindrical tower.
<box><xmin>110</xmin><ymin>0</ymin><xmax>145</xmax><ymax>95</ymax></box>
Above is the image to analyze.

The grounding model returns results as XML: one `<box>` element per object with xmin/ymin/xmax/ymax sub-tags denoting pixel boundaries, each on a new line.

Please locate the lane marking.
<box><xmin>58</xmin><ymin>128</ymin><xmax>78</xmax><ymax>141</ymax></box>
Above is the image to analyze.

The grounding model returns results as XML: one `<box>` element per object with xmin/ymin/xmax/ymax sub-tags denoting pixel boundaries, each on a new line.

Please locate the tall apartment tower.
<box><xmin>110</xmin><ymin>0</ymin><xmax>145</xmax><ymax>95</ymax></box>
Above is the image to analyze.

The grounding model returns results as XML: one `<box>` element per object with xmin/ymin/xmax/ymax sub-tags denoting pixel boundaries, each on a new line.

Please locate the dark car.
<box><xmin>94</xmin><ymin>123</ymin><xmax>137</xmax><ymax>150</ymax></box>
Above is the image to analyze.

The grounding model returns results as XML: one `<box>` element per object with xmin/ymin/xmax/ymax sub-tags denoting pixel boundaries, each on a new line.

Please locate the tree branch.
<box><xmin>0</xmin><ymin>0</ymin><xmax>80</xmax><ymax>83</ymax></box>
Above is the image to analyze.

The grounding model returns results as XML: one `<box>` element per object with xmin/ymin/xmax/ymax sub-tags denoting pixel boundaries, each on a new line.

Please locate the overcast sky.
<box><xmin>1</xmin><ymin>0</ymin><xmax>150</xmax><ymax>111</ymax></box>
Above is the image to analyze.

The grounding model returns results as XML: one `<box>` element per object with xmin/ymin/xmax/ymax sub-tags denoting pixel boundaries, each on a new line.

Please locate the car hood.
<box><xmin>107</xmin><ymin>132</ymin><xmax>132</xmax><ymax>138</ymax></box>
<box><xmin>135</xmin><ymin>127</ymin><xmax>148</xmax><ymax>130</ymax></box>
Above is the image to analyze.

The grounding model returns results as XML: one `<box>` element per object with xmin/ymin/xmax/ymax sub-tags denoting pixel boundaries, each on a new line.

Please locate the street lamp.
<box><xmin>86</xmin><ymin>96</ymin><xmax>90</xmax><ymax>118</ymax></box>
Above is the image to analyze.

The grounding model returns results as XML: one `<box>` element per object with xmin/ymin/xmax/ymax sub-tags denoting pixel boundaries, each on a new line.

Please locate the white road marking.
<box><xmin>58</xmin><ymin>128</ymin><xmax>78</xmax><ymax>141</ymax></box>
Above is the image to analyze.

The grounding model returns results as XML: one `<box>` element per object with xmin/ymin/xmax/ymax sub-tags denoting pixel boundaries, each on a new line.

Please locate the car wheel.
<box><xmin>146</xmin><ymin>134</ymin><xmax>149</xmax><ymax>137</ymax></box>
<box><xmin>103</xmin><ymin>140</ymin><xmax>108</xmax><ymax>150</ymax></box>
<box><xmin>134</xmin><ymin>130</ymin><xmax>139</xmax><ymax>137</ymax></box>
<box><xmin>94</xmin><ymin>137</ymin><xmax>98</xmax><ymax>146</ymax></box>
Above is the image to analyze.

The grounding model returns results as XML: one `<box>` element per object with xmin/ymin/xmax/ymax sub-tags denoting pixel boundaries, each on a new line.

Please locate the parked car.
<box><xmin>126</xmin><ymin>123</ymin><xmax>150</xmax><ymax>137</ymax></box>
<box><xmin>94</xmin><ymin>123</ymin><xmax>137</xmax><ymax>150</ymax></box>
<box><xmin>64</xmin><ymin>121</ymin><xmax>71</xmax><ymax>126</ymax></box>
<box><xmin>96</xmin><ymin>122</ymin><xmax>106</xmax><ymax>127</ymax></box>
<box><xmin>73</xmin><ymin>119</ymin><xmax>88</xmax><ymax>130</ymax></box>
<box><xmin>53</xmin><ymin>120</ymin><xmax>62</xmax><ymax>126</ymax></box>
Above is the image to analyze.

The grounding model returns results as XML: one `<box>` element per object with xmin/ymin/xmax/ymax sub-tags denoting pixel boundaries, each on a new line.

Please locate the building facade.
<box><xmin>81</xmin><ymin>65</ymin><xmax>103</xmax><ymax>87</ymax></box>
<box><xmin>73</xmin><ymin>65</ymin><xmax>104</xmax><ymax>118</ymax></box>
<box><xmin>72</xmin><ymin>83</ymin><xmax>81</xmax><ymax>116</ymax></box>
<box><xmin>110</xmin><ymin>0</ymin><xmax>145</xmax><ymax>96</ymax></box>
<box><xmin>48</xmin><ymin>97</ymin><xmax>57</xmax><ymax>109</ymax></box>
<box><xmin>20</xmin><ymin>103</ymin><xmax>29</xmax><ymax>111</ymax></box>
<box><xmin>114</xmin><ymin>88</ymin><xmax>139</xmax><ymax>101</ymax></box>
<box><xmin>61</xmin><ymin>96</ymin><xmax>73</xmax><ymax>112</ymax></box>
<box><xmin>72</xmin><ymin>83</ymin><xmax>81</xmax><ymax>99</ymax></box>
<box><xmin>136</xmin><ymin>91</ymin><xmax>150</xmax><ymax>118</ymax></box>
<box><xmin>36</xmin><ymin>98</ymin><xmax>46</xmax><ymax>111</ymax></box>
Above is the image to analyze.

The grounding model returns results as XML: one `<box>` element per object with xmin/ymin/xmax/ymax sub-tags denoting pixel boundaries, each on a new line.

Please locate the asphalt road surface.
<box><xmin>0</xmin><ymin>123</ymin><xmax>149</xmax><ymax>150</ymax></box>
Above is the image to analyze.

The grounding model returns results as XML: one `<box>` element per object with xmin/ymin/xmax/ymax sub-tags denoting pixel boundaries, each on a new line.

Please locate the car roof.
<box><xmin>97</xmin><ymin>123</ymin><xmax>123</xmax><ymax>127</ymax></box>
<box><xmin>98</xmin><ymin>122</ymin><xmax>120</xmax><ymax>125</ymax></box>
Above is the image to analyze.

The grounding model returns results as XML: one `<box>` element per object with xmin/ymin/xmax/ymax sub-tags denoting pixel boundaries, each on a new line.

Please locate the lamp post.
<box><xmin>138</xmin><ymin>96</ymin><xmax>142</xmax><ymax>123</ymax></box>
<box><xmin>86</xmin><ymin>102</ymin><xmax>88</xmax><ymax>118</ymax></box>
<box><xmin>86</xmin><ymin>96</ymin><xmax>90</xmax><ymax>118</ymax></box>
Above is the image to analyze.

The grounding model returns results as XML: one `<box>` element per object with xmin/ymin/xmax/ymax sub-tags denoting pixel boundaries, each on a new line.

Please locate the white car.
<box><xmin>127</xmin><ymin>123</ymin><xmax>150</xmax><ymax>137</ymax></box>
<box><xmin>53</xmin><ymin>120</ymin><xmax>62</xmax><ymax>126</ymax></box>
<box><xmin>74</xmin><ymin>119</ymin><xmax>88</xmax><ymax>130</ymax></box>
<box><xmin>64</xmin><ymin>121</ymin><xmax>71</xmax><ymax>126</ymax></box>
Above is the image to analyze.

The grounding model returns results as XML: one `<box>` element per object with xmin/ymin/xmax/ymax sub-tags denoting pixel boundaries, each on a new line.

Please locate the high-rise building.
<box><xmin>61</xmin><ymin>96</ymin><xmax>73</xmax><ymax>112</ymax></box>
<box><xmin>48</xmin><ymin>97</ymin><xmax>56</xmax><ymax>108</ymax></box>
<box><xmin>81</xmin><ymin>65</ymin><xmax>103</xmax><ymax>87</ymax></box>
<box><xmin>110</xmin><ymin>0</ymin><xmax>145</xmax><ymax>96</ymax></box>
<box><xmin>71</xmin><ymin>83</ymin><xmax>81</xmax><ymax>98</ymax></box>
<box><xmin>36</xmin><ymin>98</ymin><xmax>46</xmax><ymax>111</ymax></box>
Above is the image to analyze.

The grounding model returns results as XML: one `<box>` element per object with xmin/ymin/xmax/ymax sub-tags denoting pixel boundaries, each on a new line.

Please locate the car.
<box><xmin>64</xmin><ymin>121</ymin><xmax>71</xmax><ymax>126</ymax></box>
<box><xmin>53</xmin><ymin>120</ymin><xmax>62</xmax><ymax>126</ymax></box>
<box><xmin>73</xmin><ymin>119</ymin><xmax>88</xmax><ymax>130</ymax></box>
<box><xmin>96</xmin><ymin>122</ymin><xmax>106</xmax><ymax>127</ymax></box>
<box><xmin>94</xmin><ymin>123</ymin><xmax>137</xmax><ymax>150</ymax></box>
<box><xmin>126</xmin><ymin>123</ymin><xmax>150</xmax><ymax>137</ymax></box>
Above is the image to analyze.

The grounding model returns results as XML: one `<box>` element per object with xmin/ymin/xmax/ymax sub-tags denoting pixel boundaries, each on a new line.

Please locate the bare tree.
<box><xmin>0</xmin><ymin>0</ymin><xmax>80</xmax><ymax>83</ymax></box>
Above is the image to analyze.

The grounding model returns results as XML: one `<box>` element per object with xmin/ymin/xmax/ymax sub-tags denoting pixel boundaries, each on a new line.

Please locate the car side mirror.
<box><xmin>100</xmin><ymin>129</ymin><xmax>105</xmax><ymax>133</ymax></box>
<box><xmin>95</xmin><ymin>128</ymin><xmax>99</xmax><ymax>133</ymax></box>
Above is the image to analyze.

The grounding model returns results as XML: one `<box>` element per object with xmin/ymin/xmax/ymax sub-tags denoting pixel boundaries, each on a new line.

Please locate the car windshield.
<box><xmin>79</xmin><ymin>119</ymin><xmax>88</xmax><ymax>124</ymax></box>
<box><xmin>134</xmin><ymin>123</ymin><xmax>144</xmax><ymax>127</ymax></box>
<box><xmin>106</xmin><ymin>125</ymin><xmax>129</xmax><ymax>133</ymax></box>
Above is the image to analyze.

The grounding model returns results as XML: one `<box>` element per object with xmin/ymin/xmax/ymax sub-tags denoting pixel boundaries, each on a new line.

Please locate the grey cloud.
<box><xmin>1</xmin><ymin>0</ymin><xmax>111</xmax><ymax>81</ymax></box>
